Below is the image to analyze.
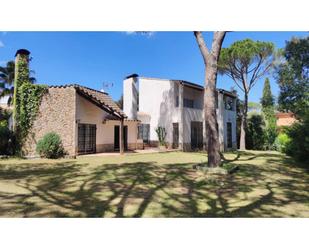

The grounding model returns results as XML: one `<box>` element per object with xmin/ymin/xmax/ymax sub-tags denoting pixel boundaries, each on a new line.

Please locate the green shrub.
<box><xmin>0</xmin><ymin>121</ymin><xmax>16</xmax><ymax>155</ymax></box>
<box><xmin>275</xmin><ymin>133</ymin><xmax>291</xmax><ymax>153</ymax></box>
<box><xmin>284</xmin><ymin>116</ymin><xmax>309</xmax><ymax>162</ymax></box>
<box><xmin>246</xmin><ymin>113</ymin><xmax>265</xmax><ymax>150</ymax></box>
<box><xmin>36</xmin><ymin>132</ymin><xmax>65</xmax><ymax>159</ymax></box>
<box><xmin>262</xmin><ymin>111</ymin><xmax>278</xmax><ymax>150</ymax></box>
<box><xmin>155</xmin><ymin>126</ymin><xmax>167</xmax><ymax>146</ymax></box>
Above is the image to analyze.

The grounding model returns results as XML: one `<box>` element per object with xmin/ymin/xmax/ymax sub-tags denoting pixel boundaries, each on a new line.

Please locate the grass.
<box><xmin>0</xmin><ymin>151</ymin><xmax>308</xmax><ymax>217</ymax></box>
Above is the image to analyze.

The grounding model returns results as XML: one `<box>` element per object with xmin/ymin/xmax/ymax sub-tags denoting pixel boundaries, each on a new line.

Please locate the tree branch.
<box><xmin>194</xmin><ymin>31</ymin><xmax>210</xmax><ymax>64</ymax></box>
<box><xmin>212</xmin><ymin>31</ymin><xmax>227</xmax><ymax>58</ymax></box>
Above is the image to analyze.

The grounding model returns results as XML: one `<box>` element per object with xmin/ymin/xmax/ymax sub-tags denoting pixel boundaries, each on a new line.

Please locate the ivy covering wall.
<box><xmin>13</xmin><ymin>52</ymin><xmax>47</xmax><ymax>150</ymax></box>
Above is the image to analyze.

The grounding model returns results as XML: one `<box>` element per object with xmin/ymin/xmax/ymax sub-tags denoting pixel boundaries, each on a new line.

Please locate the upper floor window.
<box><xmin>184</xmin><ymin>98</ymin><xmax>194</xmax><ymax>108</ymax></box>
<box><xmin>175</xmin><ymin>95</ymin><xmax>179</xmax><ymax>107</ymax></box>
<box><xmin>224</xmin><ymin>96</ymin><xmax>234</xmax><ymax>111</ymax></box>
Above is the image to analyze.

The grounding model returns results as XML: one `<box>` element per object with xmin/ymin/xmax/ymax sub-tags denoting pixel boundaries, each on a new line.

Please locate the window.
<box><xmin>175</xmin><ymin>95</ymin><xmax>179</xmax><ymax>107</ymax></box>
<box><xmin>138</xmin><ymin>124</ymin><xmax>150</xmax><ymax>143</ymax></box>
<box><xmin>78</xmin><ymin>124</ymin><xmax>96</xmax><ymax>154</ymax></box>
<box><xmin>172</xmin><ymin>123</ymin><xmax>179</xmax><ymax>148</ymax></box>
<box><xmin>191</xmin><ymin>121</ymin><xmax>203</xmax><ymax>150</ymax></box>
<box><xmin>227</xmin><ymin>122</ymin><xmax>232</xmax><ymax>148</ymax></box>
<box><xmin>184</xmin><ymin>98</ymin><xmax>194</xmax><ymax>108</ymax></box>
<box><xmin>224</xmin><ymin>96</ymin><xmax>234</xmax><ymax>111</ymax></box>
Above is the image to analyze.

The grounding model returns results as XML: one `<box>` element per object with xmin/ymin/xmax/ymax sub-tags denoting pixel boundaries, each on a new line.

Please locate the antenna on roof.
<box><xmin>101</xmin><ymin>81</ymin><xmax>114</xmax><ymax>93</ymax></box>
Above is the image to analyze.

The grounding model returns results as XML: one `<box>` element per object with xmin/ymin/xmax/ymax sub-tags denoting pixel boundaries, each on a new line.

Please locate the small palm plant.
<box><xmin>155</xmin><ymin>126</ymin><xmax>167</xmax><ymax>148</ymax></box>
<box><xmin>0</xmin><ymin>60</ymin><xmax>36</xmax><ymax>105</ymax></box>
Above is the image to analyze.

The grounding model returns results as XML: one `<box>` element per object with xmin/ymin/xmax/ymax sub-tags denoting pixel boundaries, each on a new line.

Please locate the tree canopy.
<box><xmin>277</xmin><ymin>36</ymin><xmax>309</xmax><ymax>118</ymax></box>
<box><xmin>261</xmin><ymin>77</ymin><xmax>277</xmax><ymax>149</ymax></box>
<box><xmin>218</xmin><ymin>38</ymin><xmax>275</xmax><ymax>150</ymax></box>
<box><xmin>0</xmin><ymin>60</ymin><xmax>36</xmax><ymax>104</ymax></box>
<box><xmin>218</xmin><ymin>39</ymin><xmax>275</xmax><ymax>93</ymax></box>
<box><xmin>261</xmin><ymin>77</ymin><xmax>274</xmax><ymax>109</ymax></box>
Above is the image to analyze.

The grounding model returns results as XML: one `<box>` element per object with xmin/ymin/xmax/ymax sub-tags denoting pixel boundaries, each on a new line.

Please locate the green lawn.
<box><xmin>0</xmin><ymin>151</ymin><xmax>308</xmax><ymax>217</ymax></box>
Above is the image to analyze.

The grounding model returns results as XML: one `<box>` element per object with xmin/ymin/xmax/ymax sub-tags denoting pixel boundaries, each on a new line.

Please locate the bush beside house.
<box><xmin>36</xmin><ymin>132</ymin><xmax>65</xmax><ymax>159</ymax></box>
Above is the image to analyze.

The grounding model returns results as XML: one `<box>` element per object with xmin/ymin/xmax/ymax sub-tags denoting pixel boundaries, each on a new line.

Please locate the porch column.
<box><xmin>120</xmin><ymin>118</ymin><xmax>124</xmax><ymax>154</ymax></box>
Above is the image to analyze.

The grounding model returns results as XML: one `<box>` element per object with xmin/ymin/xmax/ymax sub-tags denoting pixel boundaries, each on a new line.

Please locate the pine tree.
<box><xmin>260</xmin><ymin>78</ymin><xmax>277</xmax><ymax>149</ymax></box>
<box><xmin>261</xmin><ymin>78</ymin><xmax>274</xmax><ymax>111</ymax></box>
<box><xmin>218</xmin><ymin>39</ymin><xmax>275</xmax><ymax>150</ymax></box>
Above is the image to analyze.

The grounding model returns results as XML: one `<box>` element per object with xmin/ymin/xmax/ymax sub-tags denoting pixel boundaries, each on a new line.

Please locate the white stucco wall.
<box><xmin>138</xmin><ymin>78</ymin><xmax>180</xmax><ymax>144</ymax></box>
<box><xmin>125</xmin><ymin>77</ymin><xmax>237</xmax><ymax>151</ymax></box>
<box><xmin>75</xmin><ymin>93</ymin><xmax>138</xmax><ymax>149</ymax></box>
<box><xmin>0</xmin><ymin>95</ymin><xmax>10</xmax><ymax>105</ymax></box>
<box><xmin>123</xmin><ymin>77</ymin><xmax>138</xmax><ymax>119</ymax></box>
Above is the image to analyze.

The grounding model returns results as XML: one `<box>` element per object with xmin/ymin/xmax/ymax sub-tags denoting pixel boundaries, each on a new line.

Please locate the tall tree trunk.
<box><xmin>205</xmin><ymin>56</ymin><xmax>221</xmax><ymax>167</ymax></box>
<box><xmin>194</xmin><ymin>31</ymin><xmax>226</xmax><ymax>167</ymax></box>
<box><xmin>239</xmin><ymin>92</ymin><xmax>248</xmax><ymax>150</ymax></box>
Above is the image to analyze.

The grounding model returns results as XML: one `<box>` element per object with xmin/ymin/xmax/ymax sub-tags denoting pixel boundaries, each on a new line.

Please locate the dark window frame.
<box><xmin>227</xmin><ymin>122</ymin><xmax>232</xmax><ymax>148</ymax></box>
<box><xmin>138</xmin><ymin>123</ymin><xmax>150</xmax><ymax>143</ymax></box>
<box><xmin>78</xmin><ymin>123</ymin><xmax>96</xmax><ymax>154</ymax></box>
<box><xmin>184</xmin><ymin>98</ymin><xmax>194</xmax><ymax>108</ymax></box>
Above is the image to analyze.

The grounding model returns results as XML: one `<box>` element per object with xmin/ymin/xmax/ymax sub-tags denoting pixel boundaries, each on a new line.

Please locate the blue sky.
<box><xmin>0</xmin><ymin>31</ymin><xmax>307</xmax><ymax>103</ymax></box>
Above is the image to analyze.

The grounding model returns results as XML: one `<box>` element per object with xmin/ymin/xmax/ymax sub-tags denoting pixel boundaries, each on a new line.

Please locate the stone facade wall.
<box><xmin>23</xmin><ymin>87</ymin><xmax>76</xmax><ymax>157</ymax></box>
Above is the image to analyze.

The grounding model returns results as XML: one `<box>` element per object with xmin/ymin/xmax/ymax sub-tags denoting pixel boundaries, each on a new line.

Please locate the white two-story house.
<box><xmin>123</xmin><ymin>74</ymin><xmax>237</xmax><ymax>152</ymax></box>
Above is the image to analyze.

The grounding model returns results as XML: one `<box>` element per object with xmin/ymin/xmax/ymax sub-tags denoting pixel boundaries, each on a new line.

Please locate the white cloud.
<box><xmin>0</xmin><ymin>40</ymin><xmax>4</xmax><ymax>47</ymax></box>
<box><xmin>125</xmin><ymin>31</ymin><xmax>155</xmax><ymax>38</ymax></box>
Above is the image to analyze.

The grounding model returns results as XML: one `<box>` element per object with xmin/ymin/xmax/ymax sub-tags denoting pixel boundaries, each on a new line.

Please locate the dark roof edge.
<box><xmin>125</xmin><ymin>73</ymin><xmax>139</xmax><ymax>79</ymax></box>
<box><xmin>217</xmin><ymin>88</ymin><xmax>237</xmax><ymax>98</ymax></box>
<box><xmin>15</xmin><ymin>49</ymin><xmax>30</xmax><ymax>57</ymax></box>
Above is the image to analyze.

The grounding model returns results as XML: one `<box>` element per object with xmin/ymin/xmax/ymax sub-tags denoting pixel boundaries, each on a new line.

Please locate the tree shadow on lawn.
<box><xmin>0</xmin><ymin>155</ymin><xmax>308</xmax><ymax>217</ymax></box>
<box><xmin>222</xmin><ymin>150</ymin><xmax>286</xmax><ymax>163</ymax></box>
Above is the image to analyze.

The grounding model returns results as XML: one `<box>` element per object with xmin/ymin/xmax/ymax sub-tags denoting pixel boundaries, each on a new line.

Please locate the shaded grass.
<box><xmin>0</xmin><ymin>151</ymin><xmax>308</xmax><ymax>217</ymax></box>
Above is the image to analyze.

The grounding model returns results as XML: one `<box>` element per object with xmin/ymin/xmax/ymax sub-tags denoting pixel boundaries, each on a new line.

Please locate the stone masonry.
<box><xmin>23</xmin><ymin>87</ymin><xmax>76</xmax><ymax>157</ymax></box>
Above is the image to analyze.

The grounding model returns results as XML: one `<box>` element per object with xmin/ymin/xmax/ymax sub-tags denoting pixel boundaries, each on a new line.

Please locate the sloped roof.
<box><xmin>103</xmin><ymin>114</ymin><xmax>139</xmax><ymax>122</ymax></box>
<box><xmin>49</xmin><ymin>84</ymin><xmax>126</xmax><ymax>119</ymax></box>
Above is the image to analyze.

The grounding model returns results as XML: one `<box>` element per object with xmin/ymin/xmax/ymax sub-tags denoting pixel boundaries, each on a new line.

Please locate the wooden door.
<box><xmin>114</xmin><ymin>125</ymin><xmax>128</xmax><ymax>151</ymax></box>
<box><xmin>78</xmin><ymin>123</ymin><xmax>96</xmax><ymax>154</ymax></box>
<box><xmin>172</xmin><ymin>123</ymin><xmax>179</xmax><ymax>148</ymax></box>
<box><xmin>191</xmin><ymin>121</ymin><xmax>203</xmax><ymax>150</ymax></box>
